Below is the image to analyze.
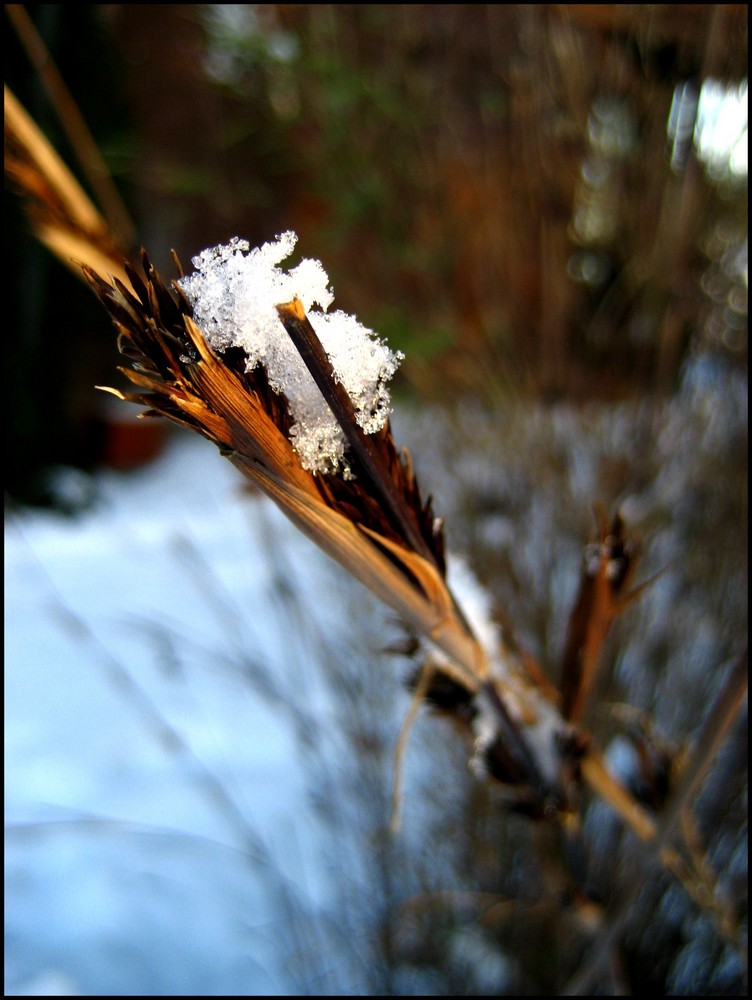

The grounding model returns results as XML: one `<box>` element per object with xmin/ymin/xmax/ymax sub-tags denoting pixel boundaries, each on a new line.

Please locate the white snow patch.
<box><xmin>178</xmin><ymin>232</ymin><xmax>403</xmax><ymax>475</ymax></box>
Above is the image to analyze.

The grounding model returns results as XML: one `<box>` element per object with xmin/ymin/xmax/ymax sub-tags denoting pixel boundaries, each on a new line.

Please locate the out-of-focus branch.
<box><xmin>5</xmin><ymin>3</ymin><xmax>137</xmax><ymax>250</ymax></box>
<box><xmin>564</xmin><ymin>647</ymin><xmax>748</xmax><ymax>995</ymax></box>
<box><xmin>4</xmin><ymin>84</ymin><xmax>132</xmax><ymax>288</ymax></box>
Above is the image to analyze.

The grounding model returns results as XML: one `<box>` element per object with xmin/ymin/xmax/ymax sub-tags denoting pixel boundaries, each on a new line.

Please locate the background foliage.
<box><xmin>5</xmin><ymin>4</ymin><xmax>747</xmax><ymax>503</ymax></box>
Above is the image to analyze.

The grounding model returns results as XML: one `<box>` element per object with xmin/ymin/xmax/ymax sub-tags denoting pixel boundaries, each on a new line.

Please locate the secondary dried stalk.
<box><xmin>6</xmin><ymin>5</ymin><xmax>136</xmax><ymax>249</ymax></box>
<box><xmin>564</xmin><ymin>647</ymin><xmax>748</xmax><ymax>995</ymax></box>
<box><xmin>4</xmin><ymin>84</ymin><xmax>131</xmax><ymax>287</ymax></box>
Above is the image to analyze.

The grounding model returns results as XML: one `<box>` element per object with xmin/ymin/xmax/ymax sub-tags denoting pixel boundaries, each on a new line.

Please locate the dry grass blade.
<box><xmin>6</xmin><ymin>4</ymin><xmax>136</xmax><ymax>249</ymax></box>
<box><xmin>560</xmin><ymin>510</ymin><xmax>636</xmax><ymax>723</ymax></box>
<box><xmin>4</xmin><ymin>85</ymin><xmax>131</xmax><ymax>288</ymax></box>
<box><xmin>235</xmin><ymin>461</ymin><xmax>483</xmax><ymax>692</ymax></box>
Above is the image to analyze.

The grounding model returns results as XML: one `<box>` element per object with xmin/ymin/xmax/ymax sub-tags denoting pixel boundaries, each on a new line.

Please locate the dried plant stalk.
<box><xmin>7</xmin><ymin>84</ymin><xmax>741</xmax><ymax>852</ymax></box>
<box><xmin>6</xmin><ymin>6</ymin><xmax>136</xmax><ymax>249</ymax></box>
<box><xmin>564</xmin><ymin>648</ymin><xmax>748</xmax><ymax>995</ymax></box>
<box><xmin>4</xmin><ymin>84</ymin><xmax>131</xmax><ymax>288</ymax></box>
<box><xmin>78</xmin><ymin>250</ymin><xmax>594</xmax><ymax>812</ymax></box>
<box><xmin>560</xmin><ymin>511</ymin><xmax>635</xmax><ymax>722</ymax></box>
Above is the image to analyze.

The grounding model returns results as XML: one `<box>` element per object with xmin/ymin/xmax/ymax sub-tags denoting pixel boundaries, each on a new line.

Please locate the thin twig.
<box><xmin>390</xmin><ymin>658</ymin><xmax>437</xmax><ymax>833</ymax></box>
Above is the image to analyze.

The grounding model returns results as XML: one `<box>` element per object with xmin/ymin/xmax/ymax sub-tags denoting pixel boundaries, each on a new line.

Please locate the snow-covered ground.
<box><xmin>5</xmin><ymin>356</ymin><xmax>748</xmax><ymax>995</ymax></box>
<box><xmin>6</xmin><ymin>428</ymin><xmax>394</xmax><ymax>996</ymax></box>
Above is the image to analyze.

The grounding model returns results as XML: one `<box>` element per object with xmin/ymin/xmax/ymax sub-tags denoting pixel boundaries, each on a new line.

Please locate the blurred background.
<box><xmin>4</xmin><ymin>4</ymin><xmax>748</xmax><ymax>996</ymax></box>
<box><xmin>5</xmin><ymin>3</ymin><xmax>747</xmax><ymax>501</ymax></box>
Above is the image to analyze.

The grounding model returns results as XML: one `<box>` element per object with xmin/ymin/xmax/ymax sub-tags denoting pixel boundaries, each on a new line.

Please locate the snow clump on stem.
<box><xmin>178</xmin><ymin>232</ymin><xmax>403</xmax><ymax>475</ymax></box>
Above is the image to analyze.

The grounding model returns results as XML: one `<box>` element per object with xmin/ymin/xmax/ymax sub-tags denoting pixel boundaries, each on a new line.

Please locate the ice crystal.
<box><xmin>178</xmin><ymin>232</ymin><xmax>403</xmax><ymax>474</ymax></box>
